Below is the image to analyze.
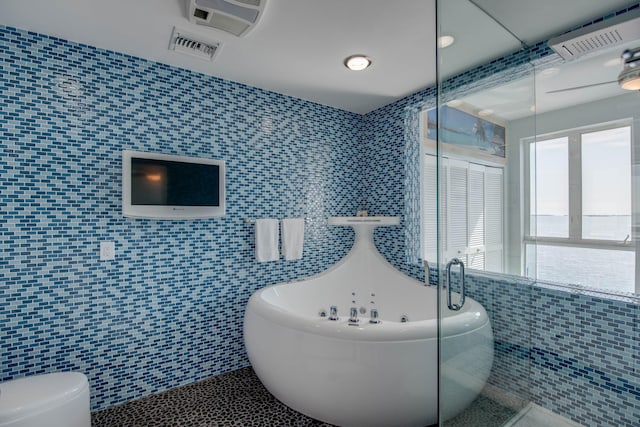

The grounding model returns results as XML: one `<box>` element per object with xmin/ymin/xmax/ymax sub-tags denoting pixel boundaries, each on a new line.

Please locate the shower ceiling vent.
<box><xmin>169</xmin><ymin>27</ymin><xmax>221</xmax><ymax>61</ymax></box>
<box><xmin>549</xmin><ymin>9</ymin><xmax>640</xmax><ymax>60</ymax></box>
<box><xmin>188</xmin><ymin>0</ymin><xmax>266</xmax><ymax>37</ymax></box>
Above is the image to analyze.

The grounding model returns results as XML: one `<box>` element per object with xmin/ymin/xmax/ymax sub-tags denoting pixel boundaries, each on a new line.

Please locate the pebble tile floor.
<box><xmin>91</xmin><ymin>368</ymin><xmax>335</xmax><ymax>427</ymax></box>
<box><xmin>92</xmin><ymin>367</ymin><xmax>515</xmax><ymax>426</ymax></box>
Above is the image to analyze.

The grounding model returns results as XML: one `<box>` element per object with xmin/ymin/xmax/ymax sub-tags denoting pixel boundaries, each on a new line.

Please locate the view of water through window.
<box><xmin>527</xmin><ymin>126</ymin><xmax>634</xmax><ymax>295</ymax></box>
<box><xmin>527</xmin><ymin>215</ymin><xmax>634</xmax><ymax>294</ymax></box>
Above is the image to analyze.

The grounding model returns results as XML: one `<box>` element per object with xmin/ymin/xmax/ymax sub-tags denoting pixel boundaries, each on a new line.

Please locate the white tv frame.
<box><xmin>122</xmin><ymin>150</ymin><xmax>226</xmax><ymax>219</ymax></box>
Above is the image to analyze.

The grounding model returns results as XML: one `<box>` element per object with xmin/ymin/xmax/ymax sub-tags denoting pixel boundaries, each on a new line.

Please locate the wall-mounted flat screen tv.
<box><xmin>122</xmin><ymin>150</ymin><xmax>225</xmax><ymax>219</ymax></box>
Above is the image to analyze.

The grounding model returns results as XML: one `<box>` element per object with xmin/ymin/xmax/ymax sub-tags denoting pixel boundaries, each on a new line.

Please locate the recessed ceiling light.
<box><xmin>437</xmin><ymin>35</ymin><xmax>455</xmax><ymax>48</ymax></box>
<box><xmin>344</xmin><ymin>55</ymin><xmax>372</xmax><ymax>71</ymax></box>
<box><xmin>478</xmin><ymin>109</ymin><xmax>494</xmax><ymax>117</ymax></box>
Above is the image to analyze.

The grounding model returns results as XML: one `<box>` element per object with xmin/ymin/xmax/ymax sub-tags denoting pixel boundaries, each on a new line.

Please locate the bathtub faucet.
<box><xmin>369</xmin><ymin>308</ymin><xmax>381</xmax><ymax>324</ymax></box>
<box><xmin>329</xmin><ymin>306</ymin><xmax>339</xmax><ymax>321</ymax></box>
<box><xmin>348</xmin><ymin>307</ymin><xmax>359</xmax><ymax>326</ymax></box>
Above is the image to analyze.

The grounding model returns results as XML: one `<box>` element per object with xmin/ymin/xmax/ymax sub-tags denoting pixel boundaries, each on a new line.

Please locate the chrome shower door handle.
<box><xmin>446</xmin><ymin>258</ymin><xmax>465</xmax><ymax>311</ymax></box>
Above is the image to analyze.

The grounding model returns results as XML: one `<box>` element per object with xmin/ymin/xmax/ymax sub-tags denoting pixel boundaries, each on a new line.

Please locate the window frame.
<box><xmin>522</xmin><ymin>119</ymin><xmax>635</xmax><ymax>284</ymax></box>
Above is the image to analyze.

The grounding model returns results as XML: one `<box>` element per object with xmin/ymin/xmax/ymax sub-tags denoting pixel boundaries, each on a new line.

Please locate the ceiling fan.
<box><xmin>546</xmin><ymin>47</ymin><xmax>640</xmax><ymax>94</ymax></box>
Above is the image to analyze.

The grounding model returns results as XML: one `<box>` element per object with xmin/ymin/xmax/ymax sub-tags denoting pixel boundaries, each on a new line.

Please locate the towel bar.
<box><xmin>245</xmin><ymin>218</ymin><xmax>308</xmax><ymax>224</ymax></box>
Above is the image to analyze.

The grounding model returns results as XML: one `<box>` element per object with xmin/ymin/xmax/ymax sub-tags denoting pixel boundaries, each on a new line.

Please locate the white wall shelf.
<box><xmin>328</xmin><ymin>216</ymin><xmax>400</xmax><ymax>226</ymax></box>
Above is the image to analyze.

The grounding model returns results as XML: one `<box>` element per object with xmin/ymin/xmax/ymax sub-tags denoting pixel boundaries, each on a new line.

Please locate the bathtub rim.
<box><xmin>246</xmin><ymin>282</ymin><xmax>490</xmax><ymax>342</ymax></box>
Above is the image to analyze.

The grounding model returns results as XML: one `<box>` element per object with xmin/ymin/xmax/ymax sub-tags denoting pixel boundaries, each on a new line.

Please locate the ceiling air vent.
<box><xmin>169</xmin><ymin>27</ymin><xmax>221</xmax><ymax>61</ymax></box>
<box><xmin>549</xmin><ymin>9</ymin><xmax>640</xmax><ymax>60</ymax></box>
<box><xmin>188</xmin><ymin>0</ymin><xmax>266</xmax><ymax>37</ymax></box>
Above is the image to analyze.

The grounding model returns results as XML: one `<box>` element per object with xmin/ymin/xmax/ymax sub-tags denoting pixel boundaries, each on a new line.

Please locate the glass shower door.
<box><xmin>434</xmin><ymin>1</ymin><xmax>536</xmax><ymax>425</ymax></box>
<box><xmin>432</xmin><ymin>2</ymin><xmax>640</xmax><ymax>426</ymax></box>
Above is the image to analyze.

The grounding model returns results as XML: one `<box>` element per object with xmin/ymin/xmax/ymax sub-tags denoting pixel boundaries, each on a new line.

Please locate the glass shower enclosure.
<box><xmin>434</xmin><ymin>2</ymin><xmax>535</xmax><ymax>425</ymax></box>
<box><xmin>432</xmin><ymin>1</ymin><xmax>639</xmax><ymax>426</ymax></box>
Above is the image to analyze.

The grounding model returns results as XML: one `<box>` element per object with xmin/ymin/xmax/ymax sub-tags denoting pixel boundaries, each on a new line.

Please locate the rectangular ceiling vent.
<box><xmin>169</xmin><ymin>27</ymin><xmax>221</xmax><ymax>61</ymax></box>
<box><xmin>549</xmin><ymin>9</ymin><xmax>640</xmax><ymax>60</ymax></box>
<box><xmin>188</xmin><ymin>0</ymin><xmax>266</xmax><ymax>37</ymax></box>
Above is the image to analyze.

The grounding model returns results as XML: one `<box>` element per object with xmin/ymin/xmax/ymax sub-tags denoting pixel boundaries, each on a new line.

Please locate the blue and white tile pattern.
<box><xmin>1</xmin><ymin>2</ymin><xmax>639</xmax><ymax>425</ymax></box>
<box><xmin>0</xmin><ymin>25</ymin><xmax>363</xmax><ymax>410</ymax></box>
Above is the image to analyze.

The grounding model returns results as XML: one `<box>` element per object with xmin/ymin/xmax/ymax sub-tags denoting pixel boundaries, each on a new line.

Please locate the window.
<box><xmin>528</xmin><ymin>137</ymin><xmax>569</xmax><ymax>237</ymax></box>
<box><xmin>422</xmin><ymin>153</ymin><xmax>504</xmax><ymax>273</ymax></box>
<box><xmin>524</xmin><ymin>122</ymin><xmax>635</xmax><ymax>293</ymax></box>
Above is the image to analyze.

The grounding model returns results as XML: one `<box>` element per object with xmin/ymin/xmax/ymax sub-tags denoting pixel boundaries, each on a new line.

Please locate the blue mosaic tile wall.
<box><xmin>2</xmin><ymin>2</ymin><xmax>639</xmax><ymax>424</ymax></box>
<box><xmin>463</xmin><ymin>274</ymin><xmax>639</xmax><ymax>427</ymax></box>
<box><xmin>362</xmin><ymin>87</ymin><xmax>433</xmax><ymax>280</ymax></box>
<box><xmin>461</xmin><ymin>274</ymin><xmax>533</xmax><ymax>400</ymax></box>
<box><xmin>0</xmin><ymin>25</ymin><xmax>364</xmax><ymax>411</ymax></box>
<box><xmin>530</xmin><ymin>286</ymin><xmax>639</xmax><ymax>426</ymax></box>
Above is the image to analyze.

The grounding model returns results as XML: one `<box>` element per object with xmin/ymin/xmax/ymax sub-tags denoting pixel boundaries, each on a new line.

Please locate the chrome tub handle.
<box><xmin>446</xmin><ymin>258</ymin><xmax>465</xmax><ymax>311</ymax></box>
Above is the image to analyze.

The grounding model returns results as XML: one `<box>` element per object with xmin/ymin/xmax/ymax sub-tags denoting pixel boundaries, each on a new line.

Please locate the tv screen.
<box><xmin>122</xmin><ymin>151</ymin><xmax>225</xmax><ymax>219</ymax></box>
<box><xmin>131</xmin><ymin>158</ymin><xmax>220</xmax><ymax>206</ymax></box>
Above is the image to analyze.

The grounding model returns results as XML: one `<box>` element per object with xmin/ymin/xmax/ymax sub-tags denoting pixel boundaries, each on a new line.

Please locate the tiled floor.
<box><xmin>504</xmin><ymin>404</ymin><xmax>583</xmax><ymax>427</ymax></box>
<box><xmin>444</xmin><ymin>395</ymin><xmax>518</xmax><ymax>427</ymax></box>
<box><xmin>91</xmin><ymin>368</ymin><xmax>334</xmax><ymax>427</ymax></box>
<box><xmin>92</xmin><ymin>366</ymin><xmax>525</xmax><ymax>427</ymax></box>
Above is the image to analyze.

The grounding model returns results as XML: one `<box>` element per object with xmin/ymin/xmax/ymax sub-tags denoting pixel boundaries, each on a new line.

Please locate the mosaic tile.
<box><xmin>529</xmin><ymin>284</ymin><xmax>639</xmax><ymax>427</ymax></box>
<box><xmin>0</xmin><ymin>25</ymin><xmax>363</xmax><ymax>411</ymax></box>
<box><xmin>2</xmin><ymin>3</ymin><xmax>639</xmax><ymax>425</ymax></box>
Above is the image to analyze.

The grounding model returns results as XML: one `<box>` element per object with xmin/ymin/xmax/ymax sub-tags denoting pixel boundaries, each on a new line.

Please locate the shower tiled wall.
<box><xmin>0</xmin><ymin>25</ymin><xmax>364</xmax><ymax>410</ymax></box>
<box><xmin>529</xmin><ymin>286</ymin><xmax>639</xmax><ymax>426</ymax></box>
<box><xmin>463</xmin><ymin>275</ymin><xmax>640</xmax><ymax>427</ymax></box>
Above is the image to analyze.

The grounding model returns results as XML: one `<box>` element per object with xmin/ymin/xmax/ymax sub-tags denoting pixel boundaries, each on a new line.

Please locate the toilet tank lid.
<box><xmin>0</xmin><ymin>372</ymin><xmax>89</xmax><ymax>423</ymax></box>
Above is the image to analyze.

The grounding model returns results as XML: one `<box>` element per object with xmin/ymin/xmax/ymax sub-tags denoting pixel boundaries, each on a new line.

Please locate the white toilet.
<box><xmin>0</xmin><ymin>372</ymin><xmax>90</xmax><ymax>427</ymax></box>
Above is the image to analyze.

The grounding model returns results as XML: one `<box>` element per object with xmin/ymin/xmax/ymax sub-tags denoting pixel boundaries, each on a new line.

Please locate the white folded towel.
<box><xmin>255</xmin><ymin>219</ymin><xmax>279</xmax><ymax>262</ymax></box>
<box><xmin>281</xmin><ymin>218</ymin><xmax>305</xmax><ymax>260</ymax></box>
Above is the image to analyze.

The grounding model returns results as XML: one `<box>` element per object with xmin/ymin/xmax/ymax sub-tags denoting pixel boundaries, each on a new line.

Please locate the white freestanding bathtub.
<box><xmin>244</xmin><ymin>217</ymin><xmax>493</xmax><ymax>427</ymax></box>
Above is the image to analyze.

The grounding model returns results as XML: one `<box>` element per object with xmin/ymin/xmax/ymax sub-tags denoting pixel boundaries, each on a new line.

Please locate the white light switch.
<box><xmin>100</xmin><ymin>241</ymin><xmax>115</xmax><ymax>261</ymax></box>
